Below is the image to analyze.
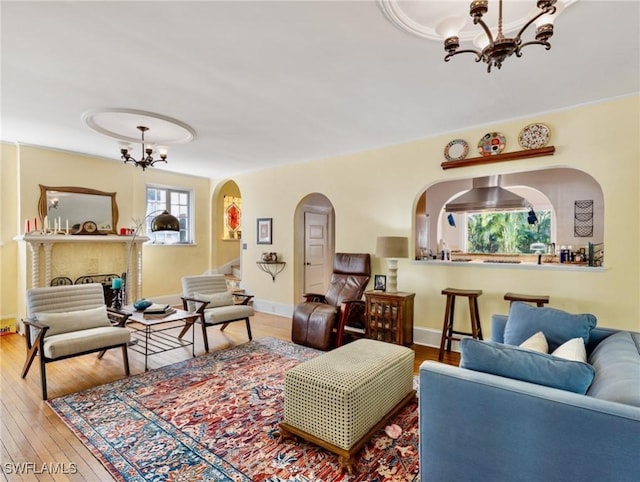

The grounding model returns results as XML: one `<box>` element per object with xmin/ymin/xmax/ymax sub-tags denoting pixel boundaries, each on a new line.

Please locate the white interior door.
<box><xmin>304</xmin><ymin>212</ymin><xmax>328</xmax><ymax>294</ymax></box>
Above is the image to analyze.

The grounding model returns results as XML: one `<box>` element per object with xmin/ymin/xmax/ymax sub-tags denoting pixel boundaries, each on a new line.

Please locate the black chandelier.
<box><xmin>120</xmin><ymin>126</ymin><xmax>168</xmax><ymax>170</ymax></box>
<box><xmin>444</xmin><ymin>0</ymin><xmax>558</xmax><ymax>73</ymax></box>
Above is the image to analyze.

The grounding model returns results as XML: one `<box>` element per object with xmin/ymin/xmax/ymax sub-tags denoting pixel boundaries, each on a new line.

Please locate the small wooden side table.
<box><xmin>364</xmin><ymin>291</ymin><xmax>415</xmax><ymax>346</ymax></box>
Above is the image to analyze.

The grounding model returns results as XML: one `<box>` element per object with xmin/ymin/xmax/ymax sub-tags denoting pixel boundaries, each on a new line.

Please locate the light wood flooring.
<box><xmin>0</xmin><ymin>312</ymin><xmax>458</xmax><ymax>481</ymax></box>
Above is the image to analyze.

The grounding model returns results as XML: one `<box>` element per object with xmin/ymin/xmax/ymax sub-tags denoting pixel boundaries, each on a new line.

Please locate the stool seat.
<box><xmin>504</xmin><ymin>292</ymin><xmax>550</xmax><ymax>307</ymax></box>
<box><xmin>438</xmin><ymin>288</ymin><xmax>483</xmax><ymax>361</ymax></box>
<box><xmin>442</xmin><ymin>288</ymin><xmax>483</xmax><ymax>297</ymax></box>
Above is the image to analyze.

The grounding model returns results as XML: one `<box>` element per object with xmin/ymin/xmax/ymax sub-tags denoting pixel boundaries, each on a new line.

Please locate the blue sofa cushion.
<box><xmin>504</xmin><ymin>302</ymin><xmax>597</xmax><ymax>351</ymax></box>
<box><xmin>587</xmin><ymin>331</ymin><xmax>640</xmax><ymax>407</ymax></box>
<box><xmin>460</xmin><ymin>338</ymin><xmax>596</xmax><ymax>394</ymax></box>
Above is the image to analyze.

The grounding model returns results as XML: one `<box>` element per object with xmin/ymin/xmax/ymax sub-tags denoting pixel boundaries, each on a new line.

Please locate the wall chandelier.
<box><xmin>442</xmin><ymin>0</ymin><xmax>559</xmax><ymax>72</ymax></box>
<box><xmin>120</xmin><ymin>126</ymin><xmax>169</xmax><ymax>170</ymax></box>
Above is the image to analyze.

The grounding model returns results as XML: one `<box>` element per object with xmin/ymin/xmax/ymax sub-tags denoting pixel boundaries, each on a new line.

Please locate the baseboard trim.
<box><xmin>252</xmin><ymin>299</ymin><xmax>293</xmax><ymax>318</ymax></box>
<box><xmin>411</xmin><ymin>326</ymin><xmax>460</xmax><ymax>352</ymax></box>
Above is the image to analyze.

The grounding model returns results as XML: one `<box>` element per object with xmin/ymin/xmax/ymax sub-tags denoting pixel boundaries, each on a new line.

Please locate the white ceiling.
<box><xmin>2</xmin><ymin>1</ymin><xmax>638</xmax><ymax>179</ymax></box>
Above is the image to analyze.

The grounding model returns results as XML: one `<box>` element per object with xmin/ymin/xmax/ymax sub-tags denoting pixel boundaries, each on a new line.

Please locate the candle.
<box><xmin>66</xmin><ymin>219</ymin><xmax>69</xmax><ymax>235</ymax></box>
<box><xmin>58</xmin><ymin>217</ymin><xmax>61</xmax><ymax>231</ymax></box>
<box><xmin>111</xmin><ymin>278</ymin><xmax>122</xmax><ymax>289</ymax></box>
<box><xmin>25</xmin><ymin>219</ymin><xmax>29</xmax><ymax>234</ymax></box>
<box><xmin>34</xmin><ymin>217</ymin><xmax>38</xmax><ymax>231</ymax></box>
<box><xmin>44</xmin><ymin>215</ymin><xmax>48</xmax><ymax>230</ymax></box>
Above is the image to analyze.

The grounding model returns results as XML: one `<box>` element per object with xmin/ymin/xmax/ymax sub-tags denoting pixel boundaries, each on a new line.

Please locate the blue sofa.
<box><xmin>419</xmin><ymin>313</ymin><xmax>640</xmax><ymax>482</ymax></box>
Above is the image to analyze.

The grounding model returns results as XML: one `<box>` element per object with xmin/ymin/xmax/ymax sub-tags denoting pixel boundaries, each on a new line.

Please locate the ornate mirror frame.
<box><xmin>38</xmin><ymin>184</ymin><xmax>119</xmax><ymax>234</ymax></box>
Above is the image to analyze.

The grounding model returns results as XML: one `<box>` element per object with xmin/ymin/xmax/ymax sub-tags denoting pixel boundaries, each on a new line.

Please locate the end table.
<box><xmin>364</xmin><ymin>290</ymin><xmax>415</xmax><ymax>346</ymax></box>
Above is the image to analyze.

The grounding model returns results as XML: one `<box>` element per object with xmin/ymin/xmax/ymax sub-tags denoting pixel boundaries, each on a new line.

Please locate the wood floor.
<box><xmin>0</xmin><ymin>312</ymin><xmax>458</xmax><ymax>481</ymax></box>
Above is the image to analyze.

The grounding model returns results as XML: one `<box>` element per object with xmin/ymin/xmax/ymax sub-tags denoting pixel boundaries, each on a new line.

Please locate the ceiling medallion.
<box><xmin>82</xmin><ymin>108</ymin><xmax>196</xmax><ymax>170</ymax></box>
<box><xmin>379</xmin><ymin>0</ymin><xmax>576</xmax><ymax>72</ymax></box>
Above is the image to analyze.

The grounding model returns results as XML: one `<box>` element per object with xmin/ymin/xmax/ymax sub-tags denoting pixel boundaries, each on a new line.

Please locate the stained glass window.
<box><xmin>224</xmin><ymin>195</ymin><xmax>242</xmax><ymax>239</ymax></box>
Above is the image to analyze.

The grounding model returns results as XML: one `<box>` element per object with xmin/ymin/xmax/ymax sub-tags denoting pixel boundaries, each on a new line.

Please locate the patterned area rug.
<box><xmin>48</xmin><ymin>338</ymin><xmax>419</xmax><ymax>481</ymax></box>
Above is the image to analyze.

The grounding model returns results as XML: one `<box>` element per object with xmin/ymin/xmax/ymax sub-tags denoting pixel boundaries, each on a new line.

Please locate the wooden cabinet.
<box><xmin>365</xmin><ymin>291</ymin><xmax>415</xmax><ymax>346</ymax></box>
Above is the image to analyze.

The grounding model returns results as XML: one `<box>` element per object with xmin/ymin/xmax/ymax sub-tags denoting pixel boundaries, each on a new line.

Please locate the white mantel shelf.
<box><xmin>14</xmin><ymin>233</ymin><xmax>150</xmax><ymax>301</ymax></box>
<box><xmin>14</xmin><ymin>234</ymin><xmax>149</xmax><ymax>243</ymax></box>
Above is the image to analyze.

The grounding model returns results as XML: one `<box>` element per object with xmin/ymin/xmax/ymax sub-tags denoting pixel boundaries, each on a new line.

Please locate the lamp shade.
<box><xmin>376</xmin><ymin>236</ymin><xmax>409</xmax><ymax>259</ymax></box>
<box><xmin>151</xmin><ymin>210</ymin><xmax>180</xmax><ymax>232</ymax></box>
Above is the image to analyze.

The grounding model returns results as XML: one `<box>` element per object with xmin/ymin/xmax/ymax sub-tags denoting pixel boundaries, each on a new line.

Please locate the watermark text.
<box><xmin>2</xmin><ymin>462</ymin><xmax>78</xmax><ymax>475</ymax></box>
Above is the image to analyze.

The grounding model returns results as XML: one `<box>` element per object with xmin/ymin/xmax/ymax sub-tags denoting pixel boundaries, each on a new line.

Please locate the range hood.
<box><xmin>445</xmin><ymin>175</ymin><xmax>528</xmax><ymax>213</ymax></box>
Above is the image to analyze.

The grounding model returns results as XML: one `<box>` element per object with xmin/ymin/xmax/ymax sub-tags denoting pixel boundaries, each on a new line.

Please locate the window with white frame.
<box><xmin>146</xmin><ymin>186</ymin><xmax>192</xmax><ymax>244</ymax></box>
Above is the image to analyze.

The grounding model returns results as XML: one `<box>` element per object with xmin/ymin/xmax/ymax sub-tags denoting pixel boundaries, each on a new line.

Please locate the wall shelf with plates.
<box><xmin>441</xmin><ymin>146</ymin><xmax>555</xmax><ymax>170</ymax></box>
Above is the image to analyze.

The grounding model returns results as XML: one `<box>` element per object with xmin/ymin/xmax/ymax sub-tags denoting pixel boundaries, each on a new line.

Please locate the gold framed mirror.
<box><xmin>38</xmin><ymin>185</ymin><xmax>119</xmax><ymax>234</ymax></box>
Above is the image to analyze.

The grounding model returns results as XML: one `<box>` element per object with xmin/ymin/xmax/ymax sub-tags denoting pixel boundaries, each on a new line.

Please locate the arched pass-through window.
<box><xmin>414</xmin><ymin>168</ymin><xmax>604</xmax><ymax>265</ymax></box>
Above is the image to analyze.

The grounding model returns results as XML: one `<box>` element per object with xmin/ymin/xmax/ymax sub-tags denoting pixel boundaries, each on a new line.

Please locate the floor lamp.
<box><xmin>114</xmin><ymin>210</ymin><xmax>180</xmax><ymax>307</ymax></box>
<box><xmin>376</xmin><ymin>236</ymin><xmax>409</xmax><ymax>293</ymax></box>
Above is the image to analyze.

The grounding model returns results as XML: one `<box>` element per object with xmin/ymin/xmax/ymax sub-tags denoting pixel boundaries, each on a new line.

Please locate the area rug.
<box><xmin>48</xmin><ymin>338</ymin><xmax>419</xmax><ymax>481</ymax></box>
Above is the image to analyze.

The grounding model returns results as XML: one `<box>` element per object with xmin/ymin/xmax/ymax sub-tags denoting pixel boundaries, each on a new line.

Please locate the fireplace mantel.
<box><xmin>14</xmin><ymin>234</ymin><xmax>149</xmax><ymax>302</ymax></box>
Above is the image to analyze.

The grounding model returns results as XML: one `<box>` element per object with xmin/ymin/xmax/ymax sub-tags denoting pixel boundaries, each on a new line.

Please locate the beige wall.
<box><xmin>3</xmin><ymin>96</ymin><xmax>639</xmax><ymax>339</ymax></box>
<box><xmin>234</xmin><ymin>96</ymin><xmax>640</xmax><ymax>335</ymax></box>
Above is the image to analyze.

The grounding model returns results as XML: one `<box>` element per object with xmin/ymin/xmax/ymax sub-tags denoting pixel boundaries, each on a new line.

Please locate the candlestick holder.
<box><xmin>111</xmin><ymin>288</ymin><xmax>123</xmax><ymax>310</ymax></box>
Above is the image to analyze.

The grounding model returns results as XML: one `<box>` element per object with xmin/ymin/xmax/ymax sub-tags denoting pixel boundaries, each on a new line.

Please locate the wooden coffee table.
<box><xmin>115</xmin><ymin>306</ymin><xmax>200</xmax><ymax>371</ymax></box>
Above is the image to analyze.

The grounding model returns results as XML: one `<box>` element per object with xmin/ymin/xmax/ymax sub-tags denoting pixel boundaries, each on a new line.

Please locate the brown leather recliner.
<box><xmin>291</xmin><ymin>253</ymin><xmax>371</xmax><ymax>350</ymax></box>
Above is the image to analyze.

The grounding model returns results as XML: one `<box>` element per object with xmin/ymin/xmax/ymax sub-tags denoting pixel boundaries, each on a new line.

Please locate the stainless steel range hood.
<box><xmin>445</xmin><ymin>175</ymin><xmax>528</xmax><ymax>213</ymax></box>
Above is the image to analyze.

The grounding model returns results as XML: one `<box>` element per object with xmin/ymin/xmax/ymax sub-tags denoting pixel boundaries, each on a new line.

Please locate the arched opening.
<box><xmin>415</xmin><ymin>167</ymin><xmax>604</xmax><ymax>264</ymax></box>
<box><xmin>293</xmin><ymin>193</ymin><xmax>335</xmax><ymax>302</ymax></box>
<box><xmin>212</xmin><ymin>179</ymin><xmax>243</xmax><ymax>284</ymax></box>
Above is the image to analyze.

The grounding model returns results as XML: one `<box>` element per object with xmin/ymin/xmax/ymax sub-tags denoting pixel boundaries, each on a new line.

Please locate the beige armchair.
<box><xmin>21</xmin><ymin>283</ymin><xmax>131</xmax><ymax>399</ymax></box>
<box><xmin>180</xmin><ymin>274</ymin><xmax>254</xmax><ymax>352</ymax></box>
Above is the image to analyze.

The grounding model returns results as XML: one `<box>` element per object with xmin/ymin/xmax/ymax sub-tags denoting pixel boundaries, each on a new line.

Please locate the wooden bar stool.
<box><xmin>438</xmin><ymin>288</ymin><xmax>483</xmax><ymax>361</ymax></box>
<box><xmin>504</xmin><ymin>292</ymin><xmax>550</xmax><ymax>308</ymax></box>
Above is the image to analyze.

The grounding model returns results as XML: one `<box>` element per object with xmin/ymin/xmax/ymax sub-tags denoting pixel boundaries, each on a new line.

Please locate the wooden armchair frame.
<box><xmin>179</xmin><ymin>294</ymin><xmax>254</xmax><ymax>352</ymax></box>
<box><xmin>21</xmin><ymin>284</ymin><xmax>131</xmax><ymax>399</ymax></box>
<box><xmin>180</xmin><ymin>274</ymin><xmax>255</xmax><ymax>352</ymax></box>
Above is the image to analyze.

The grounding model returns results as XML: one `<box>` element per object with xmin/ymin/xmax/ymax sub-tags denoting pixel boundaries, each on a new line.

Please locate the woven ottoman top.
<box><xmin>286</xmin><ymin>338</ymin><xmax>413</xmax><ymax>393</ymax></box>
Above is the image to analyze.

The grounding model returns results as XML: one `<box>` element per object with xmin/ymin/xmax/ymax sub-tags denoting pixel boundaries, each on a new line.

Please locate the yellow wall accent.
<box><xmin>234</xmin><ymin>96</ymin><xmax>640</xmax><ymax>333</ymax></box>
<box><xmin>1</xmin><ymin>143</ymin><xmax>19</xmax><ymax>323</ymax></box>
<box><xmin>2</xmin><ymin>145</ymin><xmax>212</xmax><ymax>321</ymax></box>
<box><xmin>2</xmin><ymin>96</ymin><xmax>639</xmax><ymax>336</ymax></box>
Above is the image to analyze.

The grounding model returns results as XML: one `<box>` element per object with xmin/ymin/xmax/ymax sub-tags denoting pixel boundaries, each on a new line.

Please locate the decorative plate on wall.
<box><xmin>444</xmin><ymin>139</ymin><xmax>469</xmax><ymax>161</ymax></box>
<box><xmin>477</xmin><ymin>132</ymin><xmax>506</xmax><ymax>156</ymax></box>
<box><xmin>518</xmin><ymin>123</ymin><xmax>551</xmax><ymax>149</ymax></box>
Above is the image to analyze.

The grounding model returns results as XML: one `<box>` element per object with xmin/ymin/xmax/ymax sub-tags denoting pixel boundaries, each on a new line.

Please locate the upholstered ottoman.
<box><xmin>278</xmin><ymin>338</ymin><xmax>415</xmax><ymax>473</ymax></box>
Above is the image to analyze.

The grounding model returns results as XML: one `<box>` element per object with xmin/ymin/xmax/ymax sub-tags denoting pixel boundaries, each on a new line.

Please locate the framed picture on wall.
<box><xmin>374</xmin><ymin>274</ymin><xmax>386</xmax><ymax>292</ymax></box>
<box><xmin>257</xmin><ymin>218</ymin><xmax>272</xmax><ymax>245</ymax></box>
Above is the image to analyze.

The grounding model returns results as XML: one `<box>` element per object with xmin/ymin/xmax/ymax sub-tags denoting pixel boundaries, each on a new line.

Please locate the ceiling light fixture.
<box><xmin>120</xmin><ymin>125</ymin><xmax>169</xmax><ymax>171</ymax></box>
<box><xmin>442</xmin><ymin>0</ymin><xmax>558</xmax><ymax>72</ymax></box>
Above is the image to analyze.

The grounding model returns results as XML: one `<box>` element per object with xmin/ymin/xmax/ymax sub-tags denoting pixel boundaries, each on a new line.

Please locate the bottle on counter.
<box><xmin>440</xmin><ymin>239</ymin><xmax>447</xmax><ymax>260</ymax></box>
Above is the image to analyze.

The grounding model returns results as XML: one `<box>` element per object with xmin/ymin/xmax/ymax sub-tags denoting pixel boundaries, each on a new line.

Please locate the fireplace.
<box><xmin>17</xmin><ymin>233</ymin><xmax>149</xmax><ymax>303</ymax></box>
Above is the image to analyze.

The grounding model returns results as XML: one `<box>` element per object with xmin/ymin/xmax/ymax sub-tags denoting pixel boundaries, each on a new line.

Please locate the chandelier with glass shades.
<box><xmin>442</xmin><ymin>0</ymin><xmax>559</xmax><ymax>72</ymax></box>
<box><xmin>120</xmin><ymin>125</ymin><xmax>169</xmax><ymax>170</ymax></box>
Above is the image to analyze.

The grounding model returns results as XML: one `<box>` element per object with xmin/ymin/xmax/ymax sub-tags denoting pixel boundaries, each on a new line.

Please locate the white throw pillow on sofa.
<box><xmin>519</xmin><ymin>331</ymin><xmax>548</xmax><ymax>353</ymax></box>
<box><xmin>552</xmin><ymin>337</ymin><xmax>588</xmax><ymax>363</ymax></box>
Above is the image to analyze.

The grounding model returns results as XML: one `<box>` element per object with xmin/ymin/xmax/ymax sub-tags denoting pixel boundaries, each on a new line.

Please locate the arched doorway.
<box><xmin>212</xmin><ymin>180</ymin><xmax>243</xmax><ymax>284</ymax></box>
<box><xmin>293</xmin><ymin>193</ymin><xmax>335</xmax><ymax>302</ymax></box>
